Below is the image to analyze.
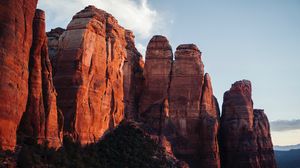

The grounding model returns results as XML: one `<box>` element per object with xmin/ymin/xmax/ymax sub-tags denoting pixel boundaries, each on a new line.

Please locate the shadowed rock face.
<box><xmin>139</xmin><ymin>38</ymin><xmax>221</xmax><ymax>168</ymax></box>
<box><xmin>253</xmin><ymin>109</ymin><xmax>277</xmax><ymax>168</ymax></box>
<box><xmin>123</xmin><ymin>30</ymin><xmax>144</xmax><ymax>120</ymax></box>
<box><xmin>0</xmin><ymin>0</ymin><xmax>38</xmax><ymax>150</ymax></box>
<box><xmin>54</xmin><ymin>6</ymin><xmax>126</xmax><ymax>144</ymax></box>
<box><xmin>198</xmin><ymin>74</ymin><xmax>221</xmax><ymax>168</ymax></box>
<box><xmin>220</xmin><ymin>80</ymin><xmax>276</xmax><ymax>168</ymax></box>
<box><xmin>138</xmin><ymin>35</ymin><xmax>173</xmax><ymax>131</ymax></box>
<box><xmin>168</xmin><ymin>44</ymin><xmax>204</xmax><ymax>155</ymax></box>
<box><xmin>17</xmin><ymin>9</ymin><xmax>62</xmax><ymax>148</ymax></box>
<box><xmin>47</xmin><ymin>27</ymin><xmax>65</xmax><ymax>75</ymax></box>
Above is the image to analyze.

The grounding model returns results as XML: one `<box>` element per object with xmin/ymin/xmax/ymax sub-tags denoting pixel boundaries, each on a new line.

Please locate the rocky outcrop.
<box><xmin>54</xmin><ymin>6</ymin><xmax>126</xmax><ymax>144</ymax></box>
<box><xmin>0</xmin><ymin>0</ymin><xmax>38</xmax><ymax>150</ymax></box>
<box><xmin>254</xmin><ymin>109</ymin><xmax>277</xmax><ymax>168</ymax></box>
<box><xmin>139</xmin><ymin>39</ymin><xmax>221</xmax><ymax>167</ymax></box>
<box><xmin>139</xmin><ymin>35</ymin><xmax>173</xmax><ymax>131</ymax></box>
<box><xmin>167</xmin><ymin>44</ymin><xmax>204</xmax><ymax>155</ymax></box>
<box><xmin>219</xmin><ymin>80</ymin><xmax>276</xmax><ymax>168</ymax></box>
<box><xmin>47</xmin><ymin>27</ymin><xmax>65</xmax><ymax>75</ymax></box>
<box><xmin>198</xmin><ymin>74</ymin><xmax>221</xmax><ymax>168</ymax></box>
<box><xmin>17</xmin><ymin>9</ymin><xmax>62</xmax><ymax>148</ymax></box>
<box><xmin>123</xmin><ymin>30</ymin><xmax>144</xmax><ymax>120</ymax></box>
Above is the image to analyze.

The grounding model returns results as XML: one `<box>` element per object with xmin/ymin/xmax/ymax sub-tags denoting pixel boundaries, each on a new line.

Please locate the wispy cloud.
<box><xmin>38</xmin><ymin>0</ymin><xmax>162</xmax><ymax>39</ymax></box>
<box><xmin>270</xmin><ymin>119</ymin><xmax>300</xmax><ymax>132</ymax></box>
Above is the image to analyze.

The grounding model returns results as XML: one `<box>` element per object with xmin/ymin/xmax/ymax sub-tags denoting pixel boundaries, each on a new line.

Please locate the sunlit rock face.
<box><xmin>54</xmin><ymin>6</ymin><xmax>126</xmax><ymax>144</ymax></box>
<box><xmin>220</xmin><ymin>80</ymin><xmax>276</xmax><ymax>168</ymax></box>
<box><xmin>139</xmin><ymin>37</ymin><xmax>221</xmax><ymax>168</ymax></box>
<box><xmin>17</xmin><ymin>9</ymin><xmax>62</xmax><ymax>148</ymax></box>
<box><xmin>0</xmin><ymin>0</ymin><xmax>38</xmax><ymax>150</ymax></box>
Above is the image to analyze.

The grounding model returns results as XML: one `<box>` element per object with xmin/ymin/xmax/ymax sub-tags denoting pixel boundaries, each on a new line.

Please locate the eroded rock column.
<box><xmin>138</xmin><ymin>35</ymin><xmax>173</xmax><ymax>132</ymax></box>
<box><xmin>17</xmin><ymin>9</ymin><xmax>62</xmax><ymax>148</ymax></box>
<box><xmin>220</xmin><ymin>80</ymin><xmax>276</xmax><ymax>168</ymax></box>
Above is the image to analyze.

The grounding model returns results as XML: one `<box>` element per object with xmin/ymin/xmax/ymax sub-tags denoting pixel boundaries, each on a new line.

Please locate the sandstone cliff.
<box><xmin>139</xmin><ymin>36</ymin><xmax>221</xmax><ymax>167</ymax></box>
<box><xmin>53</xmin><ymin>6</ymin><xmax>125</xmax><ymax>144</ymax></box>
<box><xmin>17</xmin><ymin>9</ymin><xmax>62</xmax><ymax>148</ymax></box>
<box><xmin>0</xmin><ymin>3</ymin><xmax>277</xmax><ymax>168</ymax></box>
<box><xmin>219</xmin><ymin>80</ymin><xmax>276</xmax><ymax>168</ymax></box>
<box><xmin>0</xmin><ymin>0</ymin><xmax>38</xmax><ymax>150</ymax></box>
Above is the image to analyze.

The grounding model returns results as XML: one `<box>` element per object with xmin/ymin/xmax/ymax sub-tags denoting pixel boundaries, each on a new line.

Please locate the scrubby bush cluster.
<box><xmin>5</xmin><ymin>122</ymin><xmax>180</xmax><ymax>168</ymax></box>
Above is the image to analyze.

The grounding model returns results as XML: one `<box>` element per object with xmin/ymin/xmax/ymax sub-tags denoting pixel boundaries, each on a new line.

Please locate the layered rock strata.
<box><xmin>139</xmin><ymin>37</ymin><xmax>220</xmax><ymax>167</ymax></box>
<box><xmin>0</xmin><ymin>0</ymin><xmax>38</xmax><ymax>150</ymax></box>
<box><xmin>54</xmin><ymin>6</ymin><xmax>126</xmax><ymax>144</ymax></box>
<box><xmin>139</xmin><ymin>35</ymin><xmax>173</xmax><ymax>132</ymax></box>
<box><xmin>220</xmin><ymin>80</ymin><xmax>276</xmax><ymax>168</ymax></box>
<box><xmin>17</xmin><ymin>9</ymin><xmax>62</xmax><ymax>148</ymax></box>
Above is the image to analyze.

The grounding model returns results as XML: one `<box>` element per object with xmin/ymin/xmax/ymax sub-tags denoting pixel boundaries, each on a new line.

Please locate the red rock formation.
<box><xmin>139</xmin><ymin>35</ymin><xmax>173</xmax><ymax>131</ymax></box>
<box><xmin>123</xmin><ymin>30</ymin><xmax>144</xmax><ymax>120</ymax></box>
<box><xmin>198</xmin><ymin>73</ymin><xmax>220</xmax><ymax>168</ymax></box>
<box><xmin>0</xmin><ymin>0</ymin><xmax>38</xmax><ymax>150</ymax></box>
<box><xmin>167</xmin><ymin>44</ymin><xmax>204</xmax><ymax>156</ymax></box>
<box><xmin>54</xmin><ymin>6</ymin><xmax>125</xmax><ymax>144</ymax></box>
<box><xmin>47</xmin><ymin>27</ymin><xmax>65</xmax><ymax>75</ymax></box>
<box><xmin>17</xmin><ymin>9</ymin><xmax>62</xmax><ymax>148</ymax></box>
<box><xmin>254</xmin><ymin>109</ymin><xmax>277</xmax><ymax>168</ymax></box>
<box><xmin>140</xmin><ymin>40</ymin><xmax>221</xmax><ymax>167</ymax></box>
<box><xmin>220</xmin><ymin>80</ymin><xmax>276</xmax><ymax>168</ymax></box>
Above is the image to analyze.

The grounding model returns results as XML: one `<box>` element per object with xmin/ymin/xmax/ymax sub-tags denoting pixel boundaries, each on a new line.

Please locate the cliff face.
<box><xmin>254</xmin><ymin>109</ymin><xmax>277</xmax><ymax>168</ymax></box>
<box><xmin>17</xmin><ymin>9</ymin><xmax>62</xmax><ymax>148</ymax></box>
<box><xmin>47</xmin><ymin>27</ymin><xmax>65</xmax><ymax>75</ymax></box>
<box><xmin>220</xmin><ymin>80</ymin><xmax>276</xmax><ymax>168</ymax></box>
<box><xmin>0</xmin><ymin>0</ymin><xmax>38</xmax><ymax>150</ymax></box>
<box><xmin>123</xmin><ymin>30</ymin><xmax>144</xmax><ymax>120</ymax></box>
<box><xmin>139</xmin><ymin>36</ymin><xmax>220</xmax><ymax>167</ymax></box>
<box><xmin>139</xmin><ymin>35</ymin><xmax>173</xmax><ymax>132</ymax></box>
<box><xmin>53</xmin><ymin>6</ymin><xmax>126</xmax><ymax>144</ymax></box>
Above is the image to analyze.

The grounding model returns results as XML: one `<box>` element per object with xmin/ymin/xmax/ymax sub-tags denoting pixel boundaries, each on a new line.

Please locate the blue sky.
<box><xmin>38</xmin><ymin>0</ymin><xmax>300</xmax><ymax>145</ymax></box>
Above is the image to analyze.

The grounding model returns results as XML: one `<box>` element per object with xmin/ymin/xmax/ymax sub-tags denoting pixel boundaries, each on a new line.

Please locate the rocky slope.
<box><xmin>0</xmin><ymin>3</ymin><xmax>276</xmax><ymax>168</ymax></box>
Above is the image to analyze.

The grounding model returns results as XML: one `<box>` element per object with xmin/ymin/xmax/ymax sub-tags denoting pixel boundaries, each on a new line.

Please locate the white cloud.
<box><xmin>38</xmin><ymin>0</ymin><xmax>162</xmax><ymax>39</ymax></box>
<box><xmin>270</xmin><ymin>119</ymin><xmax>300</xmax><ymax>132</ymax></box>
<box><xmin>136</xmin><ymin>43</ymin><xmax>146</xmax><ymax>58</ymax></box>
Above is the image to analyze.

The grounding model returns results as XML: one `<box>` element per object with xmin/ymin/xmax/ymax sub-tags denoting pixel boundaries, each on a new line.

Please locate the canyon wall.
<box><xmin>219</xmin><ymin>80</ymin><xmax>276</xmax><ymax>168</ymax></box>
<box><xmin>0</xmin><ymin>0</ymin><xmax>38</xmax><ymax>150</ymax></box>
